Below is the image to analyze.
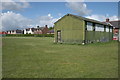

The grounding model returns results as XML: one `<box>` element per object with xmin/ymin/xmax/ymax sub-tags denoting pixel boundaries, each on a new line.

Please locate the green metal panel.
<box><xmin>85</xmin><ymin>23</ymin><xmax>113</xmax><ymax>43</ymax></box>
<box><xmin>86</xmin><ymin>31</ymin><xmax>94</xmax><ymax>42</ymax></box>
<box><xmin>54</xmin><ymin>15</ymin><xmax>85</xmax><ymax>44</ymax></box>
<box><xmin>85</xmin><ymin>31</ymin><xmax>113</xmax><ymax>43</ymax></box>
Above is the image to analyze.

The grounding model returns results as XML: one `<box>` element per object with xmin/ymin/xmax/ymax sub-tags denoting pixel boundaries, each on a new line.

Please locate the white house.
<box><xmin>7</xmin><ymin>30</ymin><xmax>22</xmax><ymax>34</ymax></box>
<box><xmin>23</xmin><ymin>28</ymin><xmax>35</xmax><ymax>34</ymax></box>
<box><xmin>7</xmin><ymin>31</ymin><xmax>11</xmax><ymax>34</ymax></box>
<box><xmin>23</xmin><ymin>25</ymin><xmax>49</xmax><ymax>34</ymax></box>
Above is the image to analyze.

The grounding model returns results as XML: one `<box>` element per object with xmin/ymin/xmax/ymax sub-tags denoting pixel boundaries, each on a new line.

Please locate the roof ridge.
<box><xmin>66</xmin><ymin>14</ymin><xmax>108</xmax><ymax>25</ymax></box>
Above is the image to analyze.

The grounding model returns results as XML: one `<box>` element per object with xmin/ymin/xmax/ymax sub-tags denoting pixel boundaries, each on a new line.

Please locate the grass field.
<box><xmin>2</xmin><ymin>37</ymin><xmax>118</xmax><ymax>78</ymax></box>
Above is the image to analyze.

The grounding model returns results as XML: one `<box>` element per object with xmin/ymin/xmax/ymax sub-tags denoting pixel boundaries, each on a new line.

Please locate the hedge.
<box><xmin>4</xmin><ymin>34</ymin><xmax>54</xmax><ymax>37</ymax></box>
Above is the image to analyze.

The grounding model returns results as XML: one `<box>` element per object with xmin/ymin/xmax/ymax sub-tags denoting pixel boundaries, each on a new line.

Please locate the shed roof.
<box><xmin>55</xmin><ymin>14</ymin><xmax>112</xmax><ymax>26</ymax></box>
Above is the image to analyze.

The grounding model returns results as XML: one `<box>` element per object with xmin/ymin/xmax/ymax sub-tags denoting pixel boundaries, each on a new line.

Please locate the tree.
<box><xmin>49</xmin><ymin>27</ymin><xmax>54</xmax><ymax>30</ymax></box>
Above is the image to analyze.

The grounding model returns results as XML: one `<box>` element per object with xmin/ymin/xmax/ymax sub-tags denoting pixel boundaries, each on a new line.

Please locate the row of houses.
<box><xmin>54</xmin><ymin>14</ymin><xmax>119</xmax><ymax>44</ymax></box>
<box><xmin>5</xmin><ymin>25</ymin><xmax>54</xmax><ymax>35</ymax></box>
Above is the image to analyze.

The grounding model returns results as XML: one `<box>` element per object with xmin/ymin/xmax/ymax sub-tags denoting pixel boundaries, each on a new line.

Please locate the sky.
<box><xmin>1</xmin><ymin>1</ymin><xmax>119</xmax><ymax>31</ymax></box>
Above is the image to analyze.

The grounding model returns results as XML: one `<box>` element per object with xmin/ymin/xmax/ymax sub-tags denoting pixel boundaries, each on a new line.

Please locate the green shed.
<box><xmin>54</xmin><ymin>14</ymin><xmax>113</xmax><ymax>44</ymax></box>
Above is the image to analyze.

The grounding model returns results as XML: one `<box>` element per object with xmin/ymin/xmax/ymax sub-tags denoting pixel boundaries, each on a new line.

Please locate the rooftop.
<box><xmin>55</xmin><ymin>14</ymin><xmax>111</xmax><ymax>26</ymax></box>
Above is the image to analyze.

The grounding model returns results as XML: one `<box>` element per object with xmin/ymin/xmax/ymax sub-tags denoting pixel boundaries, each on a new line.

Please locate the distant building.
<box><xmin>47</xmin><ymin>29</ymin><xmax>54</xmax><ymax>34</ymax></box>
<box><xmin>23</xmin><ymin>28</ymin><xmax>35</xmax><ymax>34</ymax></box>
<box><xmin>7</xmin><ymin>30</ymin><xmax>11</xmax><ymax>34</ymax></box>
<box><xmin>103</xmin><ymin>19</ymin><xmax>120</xmax><ymax>40</ymax></box>
<box><xmin>0</xmin><ymin>31</ymin><xmax>7</xmax><ymax>34</ymax></box>
<box><xmin>110</xmin><ymin>20</ymin><xmax>119</xmax><ymax>40</ymax></box>
<box><xmin>7</xmin><ymin>29</ymin><xmax>23</xmax><ymax>34</ymax></box>
<box><xmin>23</xmin><ymin>25</ymin><xmax>49</xmax><ymax>34</ymax></box>
<box><xmin>34</xmin><ymin>26</ymin><xmax>42</xmax><ymax>34</ymax></box>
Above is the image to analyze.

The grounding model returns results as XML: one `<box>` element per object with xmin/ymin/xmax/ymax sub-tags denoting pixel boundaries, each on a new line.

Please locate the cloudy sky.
<box><xmin>1</xmin><ymin>1</ymin><xmax>118</xmax><ymax>31</ymax></box>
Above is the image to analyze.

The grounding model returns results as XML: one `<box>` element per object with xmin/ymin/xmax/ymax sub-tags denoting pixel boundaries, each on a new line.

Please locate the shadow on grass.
<box><xmin>53</xmin><ymin>40</ymin><xmax>118</xmax><ymax>46</ymax></box>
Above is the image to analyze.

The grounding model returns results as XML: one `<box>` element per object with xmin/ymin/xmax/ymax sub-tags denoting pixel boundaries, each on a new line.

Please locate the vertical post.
<box><xmin>93</xmin><ymin>23</ymin><xmax>95</xmax><ymax>43</ymax></box>
<box><xmin>104</xmin><ymin>25</ymin><xmax>106</xmax><ymax>42</ymax></box>
<box><xmin>109</xmin><ymin>26</ymin><xmax>110</xmax><ymax>41</ymax></box>
<box><xmin>104</xmin><ymin>25</ymin><xmax>106</xmax><ymax>32</ymax></box>
<box><xmin>84</xmin><ymin>21</ymin><xmax>87</xmax><ymax>44</ymax></box>
<box><xmin>112</xmin><ymin>27</ymin><xmax>113</xmax><ymax>40</ymax></box>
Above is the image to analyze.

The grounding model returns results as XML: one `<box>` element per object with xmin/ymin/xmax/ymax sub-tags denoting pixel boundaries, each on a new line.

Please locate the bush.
<box><xmin>5</xmin><ymin>34</ymin><xmax>54</xmax><ymax>37</ymax></box>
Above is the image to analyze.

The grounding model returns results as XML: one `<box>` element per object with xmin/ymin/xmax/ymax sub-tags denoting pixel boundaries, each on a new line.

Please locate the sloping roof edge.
<box><xmin>54</xmin><ymin>14</ymin><xmax>111</xmax><ymax>26</ymax></box>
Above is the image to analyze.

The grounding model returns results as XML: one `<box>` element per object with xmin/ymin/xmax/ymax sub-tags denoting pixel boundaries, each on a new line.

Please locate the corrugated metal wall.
<box><xmin>54</xmin><ymin>15</ymin><xmax>113</xmax><ymax>44</ymax></box>
<box><xmin>54</xmin><ymin>15</ymin><xmax>85</xmax><ymax>44</ymax></box>
<box><xmin>85</xmin><ymin>31</ymin><xmax>112</xmax><ymax>43</ymax></box>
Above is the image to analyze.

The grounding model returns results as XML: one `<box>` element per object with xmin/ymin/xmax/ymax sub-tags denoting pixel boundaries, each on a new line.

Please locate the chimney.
<box><xmin>45</xmin><ymin>25</ymin><xmax>48</xmax><ymax>28</ymax></box>
<box><xmin>106</xmin><ymin>18</ymin><xmax>110</xmax><ymax>22</ymax></box>
<box><xmin>37</xmin><ymin>26</ymin><xmax>39</xmax><ymax>28</ymax></box>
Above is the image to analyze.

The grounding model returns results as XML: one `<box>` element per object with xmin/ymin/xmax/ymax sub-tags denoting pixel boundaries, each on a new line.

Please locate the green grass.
<box><xmin>2</xmin><ymin>37</ymin><xmax>118</xmax><ymax>78</ymax></box>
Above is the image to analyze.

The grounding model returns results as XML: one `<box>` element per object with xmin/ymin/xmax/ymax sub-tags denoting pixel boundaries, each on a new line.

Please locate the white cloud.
<box><xmin>1</xmin><ymin>11</ymin><xmax>32</xmax><ymax>31</ymax></box>
<box><xmin>48</xmin><ymin>14</ymin><xmax>52</xmax><ymax>17</ymax></box>
<box><xmin>86</xmin><ymin>14</ymin><xmax>119</xmax><ymax>22</ymax></box>
<box><xmin>66</xmin><ymin>2</ymin><xmax>91</xmax><ymax>16</ymax></box>
<box><xmin>1</xmin><ymin>0</ymin><xmax>30</xmax><ymax>10</ymax></box>
<box><xmin>1</xmin><ymin>11</ymin><xmax>60</xmax><ymax>31</ymax></box>
<box><xmin>33</xmin><ymin>14</ymin><xmax>60</xmax><ymax>27</ymax></box>
<box><xmin>109</xmin><ymin>15</ymin><xmax>119</xmax><ymax>21</ymax></box>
